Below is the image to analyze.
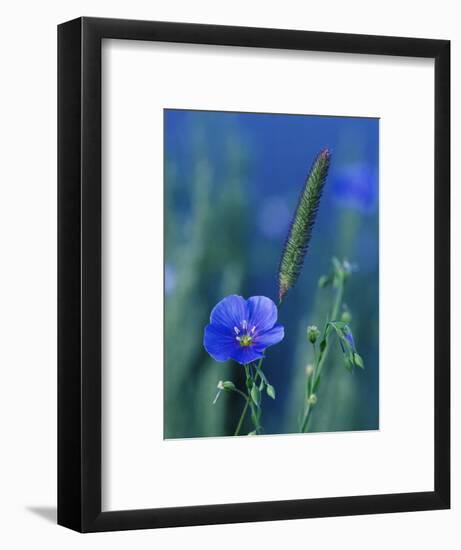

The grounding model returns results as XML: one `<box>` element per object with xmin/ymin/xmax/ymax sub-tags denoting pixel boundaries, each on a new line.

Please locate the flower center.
<box><xmin>238</xmin><ymin>334</ymin><xmax>253</xmax><ymax>347</ymax></box>
<box><xmin>234</xmin><ymin>320</ymin><xmax>256</xmax><ymax>347</ymax></box>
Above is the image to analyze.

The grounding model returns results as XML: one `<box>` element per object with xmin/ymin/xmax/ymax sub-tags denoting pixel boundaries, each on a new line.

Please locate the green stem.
<box><xmin>301</xmin><ymin>404</ymin><xmax>311</xmax><ymax>432</ymax></box>
<box><xmin>233</xmin><ymin>388</ymin><xmax>250</xmax><ymax>401</ymax></box>
<box><xmin>233</xmin><ymin>360</ymin><xmax>265</xmax><ymax>436</ymax></box>
<box><xmin>246</xmin><ymin>363</ymin><xmax>261</xmax><ymax>434</ymax></box>
<box><xmin>301</xmin><ymin>278</ymin><xmax>345</xmax><ymax>433</ymax></box>
<box><xmin>331</xmin><ymin>279</ymin><xmax>344</xmax><ymax>320</ymax></box>
<box><xmin>307</xmin><ymin>342</ymin><xmax>317</xmax><ymax>396</ymax></box>
<box><xmin>234</xmin><ymin>300</ymin><xmax>282</xmax><ymax>436</ymax></box>
<box><xmin>314</xmin><ymin>281</ymin><xmax>344</xmax><ymax>385</ymax></box>
<box><xmin>253</xmin><ymin>358</ymin><xmax>266</xmax><ymax>385</ymax></box>
<box><xmin>234</xmin><ymin>398</ymin><xmax>250</xmax><ymax>436</ymax></box>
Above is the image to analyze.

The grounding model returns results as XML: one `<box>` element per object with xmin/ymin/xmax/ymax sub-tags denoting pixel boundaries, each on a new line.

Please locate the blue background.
<box><xmin>164</xmin><ymin>109</ymin><xmax>379</xmax><ymax>438</ymax></box>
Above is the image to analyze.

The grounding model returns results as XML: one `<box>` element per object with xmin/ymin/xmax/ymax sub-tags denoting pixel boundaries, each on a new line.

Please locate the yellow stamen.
<box><xmin>238</xmin><ymin>335</ymin><xmax>253</xmax><ymax>347</ymax></box>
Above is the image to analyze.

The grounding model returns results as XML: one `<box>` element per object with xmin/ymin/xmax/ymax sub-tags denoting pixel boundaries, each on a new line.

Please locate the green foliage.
<box><xmin>341</xmin><ymin>308</ymin><xmax>352</xmax><ymax>324</ymax></box>
<box><xmin>328</xmin><ymin>321</ymin><xmax>364</xmax><ymax>371</ymax></box>
<box><xmin>251</xmin><ymin>385</ymin><xmax>261</xmax><ymax>407</ymax></box>
<box><xmin>318</xmin><ymin>257</ymin><xmax>352</xmax><ymax>291</ymax></box>
<box><xmin>353</xmin><ymin>353</ymin><xmax>364</xmax><ymax>369</ymax></box>
<box><xmin>307</xmin><ymin>393</ymin><xmax>318</xmax><ymax>406</ymax></box>
<box><xmin>307</xmin><ymin>325</ymin><xmax>320</xmax><ymax>343</ymax></box>
<box><xmin>266</xmin><ymin>384</ymin><xmax>276</xmax><ymax>400</ymax></box>
<box><xmin>217</xmin><ymin>380</ymin><xmax>236</xmax><ymax>391</ymax></box>
<box><xmin>318</xmin><ymin>274</ymin><xmax>332</xmax><ymax>288</ymax></box>
<box><xmin>278</xmin><ymin>149</ymin><xmax>331</xmax><ymax>302</ymax></box>
<box><xmin>164</xmin><ymin>133</ymin><xmax>248</xmax><ymax>439</ymax></box>
<box><xmin>300</xmin><ymin>258</ymin><xmax>365</xmax><ymax>432</ymax></box>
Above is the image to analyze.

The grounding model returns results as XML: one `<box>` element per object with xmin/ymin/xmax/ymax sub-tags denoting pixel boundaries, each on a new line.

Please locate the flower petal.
<box><xmin>253</xmin><ymin>324</ymin><xmax>284</xmax><ymax>351</ymax></box>
<box><xmin>210</xmin><ymin>295</ymin><xmax>248</xmax><ymax>330</ymax></box>
<box><xmin>247</xmin><ymin>296</ymin><xmax>278</xmax><ymax>333</ymax></box>
<box><xmin>344</xmin><ymin>328</ymin><xmax>356</xmax><ymax>350</ymax></box>
<box><xmin>229</xmin><ymin>345</ymin><xmax>265</xmax><ymax>365</ymax></box>
<box><xmin>203</xmin><ymin>324</ymin><xmax>238</xmax><ymax>362</ymax></box>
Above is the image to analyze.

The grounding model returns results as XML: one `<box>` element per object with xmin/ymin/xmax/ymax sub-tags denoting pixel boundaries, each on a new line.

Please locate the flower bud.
<box><xmin>305</xmin><ymin>364</ymin><xmax>314</xmax><ymax>377</ymax></box>
<box><xmin>341</xmin><ymin>309</ymin><xmax>352</xmax><ymax>324</ymax></box>
<box><xmin>307</xmin><ymin>325</ymin><xmax>320</xmax><ymax>343</ymax></box>
<box><xmin>342</xmin><ymin>259</ymin><xmax>353</xmax><ymax>275</ymax></box>
<box><xmin>307</xmin><ymin>393</ymin><xmax>318</xmax><ymax>406</ymax></box>
<box><xmin>217</xmin><ymin>380</ymin><xmax>235</xmax><ymax>391</ymax></box>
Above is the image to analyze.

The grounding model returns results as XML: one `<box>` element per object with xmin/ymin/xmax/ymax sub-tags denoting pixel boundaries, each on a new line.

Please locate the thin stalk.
<box><xmin>313</xmin><ymin>281</ymin><xmax>343</xmax><ymax>384</ymax></box>
<box><xmin>234</xmin><ymin>398</ymin><xmax>250</xmax><ymax>436</ymax></box>
<box><xmin>253</xmin><ymin>358</ymin><xmax>265</xmax><ymax>385</ymax></box>
<box><xmin>301</xmin><ymin>277</ymin><xmax>345</xmax><ymax>433</ymax></box>
<box><xmin>301</xmin><ymin>404</ymin><xmax>312</xmax><ymax>432</ymax></box>
<box><xmin>233</xmin><ymin>297</ymin><xmax>282</xmax><ymax>437</ymax></box>
<box><xmin>246</xmin><ymin>363</ymin><xmax>261</xmax><ymax>434</ymax></box>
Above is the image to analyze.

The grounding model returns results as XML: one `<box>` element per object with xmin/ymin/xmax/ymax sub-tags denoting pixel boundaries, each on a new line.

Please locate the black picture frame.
<box><xmin>58</xmin><ymin>16</ymin><xmax>450</xmax><ymax>532</ymax></box>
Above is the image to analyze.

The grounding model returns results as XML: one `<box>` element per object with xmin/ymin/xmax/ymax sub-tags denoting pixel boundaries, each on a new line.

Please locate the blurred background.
<box><xmin>164</xmin><ymin>109</ymin><xmax>379</xmax><ymax>438</ymax></box>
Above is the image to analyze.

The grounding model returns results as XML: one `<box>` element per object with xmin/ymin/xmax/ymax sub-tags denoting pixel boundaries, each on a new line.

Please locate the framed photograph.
<box><xmin>58</xmin><ymin>17</ymin><xmax>450</xmax><ymax>532</ymax></box>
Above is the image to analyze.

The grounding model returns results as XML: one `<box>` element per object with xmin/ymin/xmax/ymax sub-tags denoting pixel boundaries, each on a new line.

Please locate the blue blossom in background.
<box><xmin>204</xmin><ymin>295</ymin><xmax>284</xmax><ymax>365</ymax></box>
<box><xmin>332</xmin><ymin>162</ymin><xmax>378</xmax><ymax>213</ymax></box>
<box><xmin>257</xmin><ymin>196</ymin><xmax>291</xmax><ymax>239</ymax></box>
<box><xmin>165</xmin><ymin>263</ymin><xmax>177</xmax><ymax>294</ymax></box>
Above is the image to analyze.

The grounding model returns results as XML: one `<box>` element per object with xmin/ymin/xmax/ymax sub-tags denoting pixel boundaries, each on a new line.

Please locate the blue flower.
<box><xmin>338</xmin><ymin>325</ymin><xmax>356</xmax><ymax>354</ymax></box>
<box><xmin>332</xmin><ymin>162</ymin><xmax>378</xmax><ymax>213</ymax></box>
<box><xmin>343</xmin><ymin>326</ymin><xmax>356</xmax><ymax>350</ymax></box>
<box><xmin>203</xmin><ymin>295</ymin><xmax>284</xmax><ymax>365</ymax></box>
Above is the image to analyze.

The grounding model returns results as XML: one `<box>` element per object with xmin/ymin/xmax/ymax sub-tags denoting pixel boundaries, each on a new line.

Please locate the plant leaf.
<box><xmin>353</xmin><ymin>352</ymin><xmax>364</xmax><ymax>369</ymax></box>
<box><xmin>344</xmin><ymin>358</ymin><xmax>353</xmax><ymax>372</ymax></box>
<box><xmin>251</xmin><ymin>385</ymin><xmax>261</xmax><ymax>407</ymax></box>
<box><xmin>266</xmin><ymin>384</ymin><xmax>276</xmax><ymax>399</ymax></box>
<box><xmin>318</xmin><ymin>274</ymin><xmax>333</xmax><ymax>288</ymax></box>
